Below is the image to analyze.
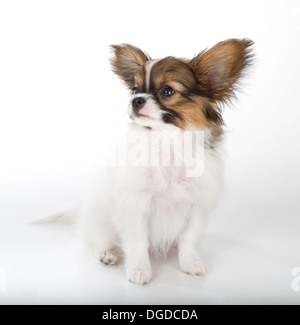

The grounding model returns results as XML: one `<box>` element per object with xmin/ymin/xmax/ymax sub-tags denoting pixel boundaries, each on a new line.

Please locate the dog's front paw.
<box><xmin>128</xmin><ymin>269</ymin><xmax>152</xmax><ymax>285</ymax></box>
<box><xmin>180</xmin><ymin>260</ymin><xmax>206</xmax><ymax>276</ymax></box>
<box><xmin>100</xmin><ymin>250</ymin><xmax>118</xmax><ymax>265</ymax></box>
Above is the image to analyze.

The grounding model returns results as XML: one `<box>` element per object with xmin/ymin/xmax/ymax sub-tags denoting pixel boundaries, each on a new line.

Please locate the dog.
<box><xmin>79</xmin><ymin>39</ymin><xmax>254</xmax><ymax>285</ymax></box>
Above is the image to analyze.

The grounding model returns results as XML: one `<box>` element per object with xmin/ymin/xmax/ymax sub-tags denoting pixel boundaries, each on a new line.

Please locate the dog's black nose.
<box><xmin>132</xmin><ymin>97</ymin><xmax>146</xmax><ymax>113</ymax></box>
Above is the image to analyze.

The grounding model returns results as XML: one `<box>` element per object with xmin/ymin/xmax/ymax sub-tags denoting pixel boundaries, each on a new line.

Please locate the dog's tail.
<box><xmin>25</xmin><ymin>202</ymin><xmax>79</xmax><ymax>224</ymax></box>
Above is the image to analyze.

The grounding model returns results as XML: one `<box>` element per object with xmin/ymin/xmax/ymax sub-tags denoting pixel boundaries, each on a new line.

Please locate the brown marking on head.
<box><xmin>145</xmin><ymin>57</ymin><xmax>209</xmax><ymax>129</ymax></box>
<box><xmin>134</xmin><ymin>64</ymin><xmax>149</xmax><ymax>93</ymax></box>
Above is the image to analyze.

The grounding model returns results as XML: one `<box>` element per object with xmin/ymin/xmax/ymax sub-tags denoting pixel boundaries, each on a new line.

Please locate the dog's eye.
<box><xmin>132</xmin><ymin>87</ymin><xmax>139</xmax><ymax>94</ymax></box>
<box><xmin>161</xmin><ymin>86</ymin><xmax>175</xmax><ymax>97</ymax></box>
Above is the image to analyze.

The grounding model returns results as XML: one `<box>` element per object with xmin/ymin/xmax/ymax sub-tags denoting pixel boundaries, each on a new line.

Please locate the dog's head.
<box><xmin>111</xmin><ymin>39</ymin><xmax>253</xmax><ymax>132</ymax></box>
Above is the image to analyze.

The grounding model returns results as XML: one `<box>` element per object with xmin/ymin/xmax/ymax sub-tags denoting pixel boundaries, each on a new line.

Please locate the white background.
<box><xmin>1</xmin><ymin>0</ymin><xmax>300</xmax><ymax>304</ymax></box>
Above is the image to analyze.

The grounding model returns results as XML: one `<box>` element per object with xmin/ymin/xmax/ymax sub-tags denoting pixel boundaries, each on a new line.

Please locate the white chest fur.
<box><xmin>107</xmin><ymin>125</ymin><xmax>224</xmax><ymax>252</ymax></box>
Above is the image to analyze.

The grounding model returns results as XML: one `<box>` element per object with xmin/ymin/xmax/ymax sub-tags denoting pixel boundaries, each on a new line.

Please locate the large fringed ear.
<box><xmin>110</xmin><ymin>44</ymin><xmax>151</xmax><ymax>88</ymax></box>
<box><xmin>190</xmin><ymin>39</ymin><xmax>254</xmax><ymax>102</ymax></box>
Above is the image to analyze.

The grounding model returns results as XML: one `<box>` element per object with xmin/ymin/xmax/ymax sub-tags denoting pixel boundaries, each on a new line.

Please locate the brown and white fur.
<box><xmin>79</xmin><ymin>39</ymin><xmax>254</xmax><ymax>285</ymax></box>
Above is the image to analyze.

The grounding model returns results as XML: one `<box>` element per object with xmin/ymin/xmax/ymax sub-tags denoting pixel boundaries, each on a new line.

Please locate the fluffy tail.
<box><xmin>25</xmin><ymin>202</ymin><xmax>79</xmax><ymax>224</ymax></box>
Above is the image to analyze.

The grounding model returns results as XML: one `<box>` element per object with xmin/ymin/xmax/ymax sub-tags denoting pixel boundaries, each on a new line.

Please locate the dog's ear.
<box><xmin>110</xmin><ymin>44</ymin><xmax>151</xmax><ymax>88</ymax></box>
<box><xmin>190</xmin><ymin>39</ymin><xmax>254</xmax><ymax>102</ymax></box>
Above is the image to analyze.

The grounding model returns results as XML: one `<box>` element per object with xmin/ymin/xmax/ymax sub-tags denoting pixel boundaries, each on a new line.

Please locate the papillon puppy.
<box><xmin>79</xmin><ymin>39</ymin><xmax>254</xmax><ymax>285</ymax></box>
